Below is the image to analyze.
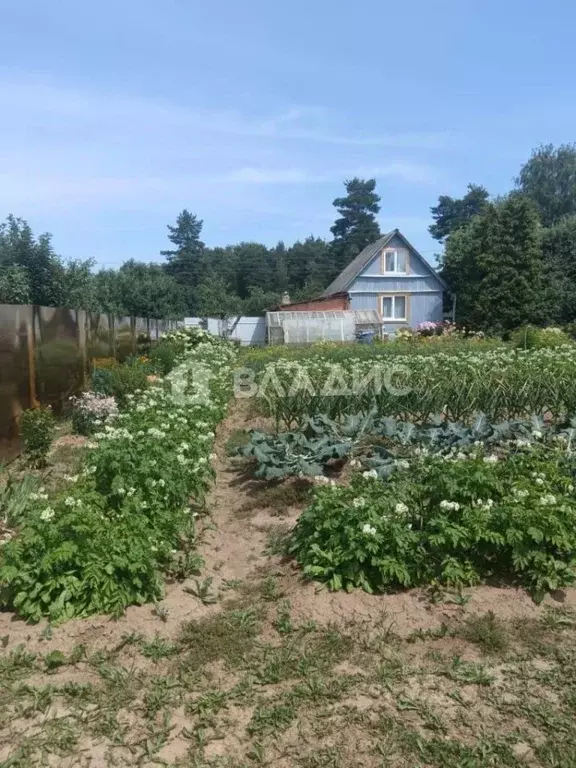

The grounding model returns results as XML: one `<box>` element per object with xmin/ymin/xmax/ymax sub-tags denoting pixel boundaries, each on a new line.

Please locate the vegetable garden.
<box><xmin>3</xmin><ymin>333</ymin><xmax>576</xmax><ymax>767</ymax></box>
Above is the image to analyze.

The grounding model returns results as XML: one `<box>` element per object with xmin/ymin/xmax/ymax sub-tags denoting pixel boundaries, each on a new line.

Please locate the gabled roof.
<box><xmin>321</xmin><ymin>228</ymin><xmax>448</xmax><ymax>296</ymax></box>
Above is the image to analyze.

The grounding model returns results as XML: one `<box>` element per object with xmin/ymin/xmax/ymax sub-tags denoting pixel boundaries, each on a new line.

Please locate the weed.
<box><xmin>248</xmin><ymin>699</ymin><xmax>296</xmax><ymax>735</ymax></box>
<box><xmin>275</xmin><ymin>599</ymin><xmax>293</xmax><ymax>634</ymax></box>
<box><xmin>184</xmin><ymin>576</ymin><xmax>218</xmax><ymax>605</ymax></box>
<box><xmin>261</xmin><ymin>575</ymin><xmax>284</xmax><ymax>602</ymax></box>
<box><xmin>140</xmin><ymin>633</ymin><xmax>179</xmax><ymax>662</ymax></box>
<box><xmin>178</xmin><ymin>607</ymin><xmax>260</xmax><ymax>669</ymax></box>
<box><xmin>457</xmin><ymin>611</ymin><xmax>510</xmax><ymax>655</ymax></box>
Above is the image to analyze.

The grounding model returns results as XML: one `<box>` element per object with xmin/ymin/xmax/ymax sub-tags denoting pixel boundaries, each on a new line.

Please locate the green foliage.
<box><xmin>429</xmin><ymin>183</ymin><xmax>490</xmax><ymax>242</ymax></box>
<box><xmin>0</xmin><ymin>264</ymin><xmax>31</xmax><ymax>303</ymax></box>
<box><xmin>234</xmin><ymin>424</ymin><xmax>350</xmax><ymax>479</ymax></box>
<box><xmin>541</xmin><ymin>215</ymin><xmax>576</xmax><ymax>324</ymax></box>
<box><xmin>289</xmin><ymin>446</ymin><xmax>576</xmax><ymax>599</ymax></box>
<box><xmin>91</xmin><ymin>360</ymin><xmax>149</xmax><ymax>408</ymax></box>
<box><xmin>0</xmin><ymin>471</ymin><xmax>39</xmax><ymax>529</ymax></box>
<box><xmin>511</xmin><ymin>325</ymin><xmax>572</xmax><ymax>349</ymax></box>
<box><xmin>0</xmin><ymin>336</ymin><xmax>237</xmax><ymax>623</ymax></box>
<box><xmin>238</xmin><ymin>409</ymin><xmax>576</xmax><ymax>480</ymax></box>
<box><xmin>330</xmin><ymin>177</ymin><xmax>381</xmax><ymax>275</ymax></box>
<box><xmin>517</xmin><ymin>143</ymin><xmax>576</xmax><ymax>226</ymax></box>
<box><xmin>148</xmin><ymin>339</ymin><xmax>183</xmax><ymax>375</ymax></box>
<box><xmin>256</xmin><ymin>347</ymin><xmax>576</xmax><ymax>428</ymax></box>
<box><xmin>442</xmin><ymin>195</ymin><xmax>543</xmax><ymax>332</ymax></box>
<box><xmin>19</xmin><ymin>406</ymin><xmax>55</xmax><ymax>467</ymax></box>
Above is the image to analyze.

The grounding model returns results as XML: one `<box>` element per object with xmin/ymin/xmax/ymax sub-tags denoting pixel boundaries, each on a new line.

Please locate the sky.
<box><xmin>1</xmin><ymin>0</ymin><xmax>576</xmax><ymax>268</ymax></box>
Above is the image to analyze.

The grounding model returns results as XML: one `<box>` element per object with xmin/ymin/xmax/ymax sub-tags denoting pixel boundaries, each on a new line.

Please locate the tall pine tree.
<box><xmin>161</xmin><ymin>210</ymin><xmax>205</xmax><ymax>312</ymax></box>
<box><xmin>329</xmin><ymin>178</ymin><xmax>381</xmax><ymax>277</ymax></box>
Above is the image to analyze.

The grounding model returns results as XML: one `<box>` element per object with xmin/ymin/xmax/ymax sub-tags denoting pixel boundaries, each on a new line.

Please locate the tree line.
<box><xmin>0</xmin><ymin>178</ymin><xmax>381</xmax><ymax>318</ymax></box>
<box><xmin>2</xmin><ymin>142</ymin><xmax>576</xmax><ymax>329</ymax></box>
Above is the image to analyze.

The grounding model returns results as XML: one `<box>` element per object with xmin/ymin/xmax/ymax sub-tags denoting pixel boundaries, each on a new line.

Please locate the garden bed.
<box><xmin>2</xmin><ymin>397</ymin><xmax>576</xmax><ymax>767</ymax></box>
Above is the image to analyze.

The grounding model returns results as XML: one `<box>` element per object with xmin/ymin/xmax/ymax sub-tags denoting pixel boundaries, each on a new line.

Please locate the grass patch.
<box><xmin>178</xmin><ymin>605</ymin><xmax>262</xmax><ymax>670</ymax></box>
<box><xmin>455</xmin><ymin>611</ymin><xmax>511</xmax><ymax>654</ymax></box>
<box><xmin>237</xmin><ymin>479</ymin><xmax>312</xmax><ymax>518</ymax></box>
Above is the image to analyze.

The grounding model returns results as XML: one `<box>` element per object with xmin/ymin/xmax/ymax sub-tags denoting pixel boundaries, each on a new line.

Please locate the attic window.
<box><xmin>382</xmin><ymin>249</ymin><xmax>407</xmax><ymax>274</ymax></box>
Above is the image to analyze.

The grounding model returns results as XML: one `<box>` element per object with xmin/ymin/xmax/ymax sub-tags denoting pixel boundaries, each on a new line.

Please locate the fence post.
<box><xmin>27</xmin><ymin>306</ymin><xmax>38</xmax><ymax>408</ymax></box>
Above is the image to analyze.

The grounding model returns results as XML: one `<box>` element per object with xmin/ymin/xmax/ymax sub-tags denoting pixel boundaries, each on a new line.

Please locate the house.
<box><xmin>321</xmin><ymin>229</ymin><xmax>448</xmax><ymax>334</ymax></box>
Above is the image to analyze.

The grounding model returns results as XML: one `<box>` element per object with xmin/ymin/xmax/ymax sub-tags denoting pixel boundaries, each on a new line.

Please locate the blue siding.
<box><xmin>350</xmin><ymin>291</ymin><xmax>443</xmax><ymax>333</ymax></box>
<box><xmin>362</xmin><ymin>233</ymin><xmax>432</xmax><ymax>278</ymax></box>
<box><xmin>347</xmin><ymin>235</ymin><xmax>444</xmax><ymax>332</ymax></box>
<box><xmin>352</xmin><ymin>275</ymin><xmax>441</xmax><ymax>293</ymax></box>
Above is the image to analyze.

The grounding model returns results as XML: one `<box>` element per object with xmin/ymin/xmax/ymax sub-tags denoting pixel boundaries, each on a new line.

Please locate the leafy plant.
<box><xmin>0</xmin><ymin>335</ymin><xmax>237</xmax><ymax>623</ymax></box>
<box><xmin>289</xmin><ymin>445</ymin><xmax>576</xmax><ymax>599</ymax></box>
<box><xmin>19</xmin><ymin>406</ymin><xmax>55</xmax><ymax>467</ymax></box>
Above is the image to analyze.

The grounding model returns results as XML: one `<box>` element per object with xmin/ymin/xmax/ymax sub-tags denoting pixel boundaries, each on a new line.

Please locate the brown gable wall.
<box><xmin>277</xmin><ymin>295</ymin><xmax>350</xmax><ymax>311</ymax></box>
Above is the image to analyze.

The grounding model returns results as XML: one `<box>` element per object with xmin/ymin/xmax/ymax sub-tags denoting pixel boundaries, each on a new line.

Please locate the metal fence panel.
<box><xmin>0</xmin><ymin>305</ymin><xmax>182</xmax><ymax>461</ymax></box>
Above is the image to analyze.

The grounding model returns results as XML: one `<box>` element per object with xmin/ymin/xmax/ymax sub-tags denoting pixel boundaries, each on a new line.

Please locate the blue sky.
<box><xmin>1</xmin><ymin>0</ymin><xmax>575</xmax><ymax>268</ymax></box>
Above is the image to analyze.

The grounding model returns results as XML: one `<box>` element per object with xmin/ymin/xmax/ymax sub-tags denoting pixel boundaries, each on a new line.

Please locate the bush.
<box><xmin>511</xmin><ymin>325</ymin><xmax>572</xmax><ymax>349</ymax></box>
<box><xmin>19</xmin><ymin>406</ymin><xmax>55</xmax><ymax>467</ymax></box>
<box><xmin>289</xmin><ymin>446</ymin><xmax>576</xmax><ymax>600</ymax></box>
<box><xmin>70</xmin><ymin>392</ymin><xmax>118</xmax><ymax>436</ymax></box>
<box><xmin>149</xmin><ymin>339</ymin><xmax>183</xmax><ymax>375</ymax></box>
<box><xmin>91</xmin><ymin>361</ymin><xmax>149</xmax><ymax>408</ymax></box>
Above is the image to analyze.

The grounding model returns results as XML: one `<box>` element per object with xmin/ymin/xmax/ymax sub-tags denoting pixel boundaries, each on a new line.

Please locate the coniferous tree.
<box><xmin>429</xmin><ymin>184</ymin><xmax>489</xmax><ymax>242</ymax></box>
<box><xmin>442</xmin><ymin>196</ymin><xmax>543</xmax><ymax>331</ymax></box>
<box><xmin>161</xmin><ymin>210</ymin><xmax>205</xmax><ymax>311</ymax></box>
<box><xmin>329</xmin><ymin>178</ymin><xmax>381</xmax><ymax>275</ymax></box>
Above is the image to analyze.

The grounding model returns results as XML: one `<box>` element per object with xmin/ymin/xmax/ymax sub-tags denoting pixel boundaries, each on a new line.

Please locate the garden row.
<box><xmin>234</xmin><ymin>339</ymin><xmax>576</xmax><ymax>602</ymax></box>
<box><xmin>252</xmin><ymin>346</ymin><xmax>576</xmax><ymax>427</ymax></box>
<box><xmin>0</xmin><ymin>328</ymin><xmax>236</xmax><ymax>623</ymax></box>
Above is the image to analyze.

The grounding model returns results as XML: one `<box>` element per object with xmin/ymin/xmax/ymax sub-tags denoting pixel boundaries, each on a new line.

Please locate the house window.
<box><xmin>382</xmin><ymin>249</ymin><xmax>407</xmax><ymax>274</ymax></box>
<box><xmin>381</xmin><ymin>295</ymin><xmax>407</xmax><ymax>321</ymax></box>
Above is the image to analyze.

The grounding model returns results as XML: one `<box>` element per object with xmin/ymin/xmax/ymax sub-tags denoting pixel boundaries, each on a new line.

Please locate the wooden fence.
<box><xmin>0</xmin><ymin>304</ymin><xmax>179</xmax><ymax>460</ymax></box>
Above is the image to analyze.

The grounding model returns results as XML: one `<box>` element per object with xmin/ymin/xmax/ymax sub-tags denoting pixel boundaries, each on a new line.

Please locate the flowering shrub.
<box><xmin>19</xmin><ymin>406</ymin><xmax>55</xmax><ymax>468</ymax></box>
<box><xmin>70</xmin><ymin>392</ymin><xmax>118</xmax><ymax>436</ymax></box>
<box><xmin>0</xmin><ymin>336</ymin><xmax>237</xmax><ymax>622</ymax></box>
<box><xmin>289</xmin><ymin>445</ymin><xmax>576</xmax><ymax>600</ymax></box>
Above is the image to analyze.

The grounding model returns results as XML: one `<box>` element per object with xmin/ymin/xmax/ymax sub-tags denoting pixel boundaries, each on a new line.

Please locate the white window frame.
<box><xmin>380</xmin><ymin>294</ymin><xmax>408</xmax><ymax>322</ymax></box>
<box><xmin>381</xmin><ymin>249</ymin><xmax>408</xmax><ymax>274</ymax></box>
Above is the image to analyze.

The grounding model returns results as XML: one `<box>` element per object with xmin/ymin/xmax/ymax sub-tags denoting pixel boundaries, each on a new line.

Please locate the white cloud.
<box><xmin>0</xmin><ymin>73</ymin><xmax>444</xmax><ymax>216</ymax></box>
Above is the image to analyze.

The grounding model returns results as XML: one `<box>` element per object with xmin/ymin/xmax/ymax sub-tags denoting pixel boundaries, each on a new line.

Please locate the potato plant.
<box><xmin>289</xmin><ymin>445</ymin><xmax>576</xmax><ymax>601</ymax></box>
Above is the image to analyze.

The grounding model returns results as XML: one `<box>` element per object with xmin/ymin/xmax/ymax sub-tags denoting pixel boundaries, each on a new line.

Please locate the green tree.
<box><xmin>119</xmin><ymin>261</ymin><xmax>185</xmax><ymax>318</ymax></box>
<box><xmin>0</xmin><ymin>265</ymin><xmax>31</xmax><ymax>304</ymax></box>
<box><xmin>233</xmin><ymin>242</ymin><xmax>273</xmax><ymax>298</ymax></box>
<box><xmin>442</xmin><ymin>196</ymin><xmax>543</xmax><ymax>331</ymax></box>
<box><xmin>541</xmin><ymin>216</ymin><xmax>576</xmax><ymax>323</ymax></box>
<box><xmin>196</xmin><ymin>275</ymin><xmax>242</xmax><ymax>318</ymax></box>
<box><xmin>94</xmin><ymin>269</ymin><xmax>126</xmax><ymax>314</ymax></box>
<box><xmin>161</xmin><ymin>210</ymin><xmax>205</xmax><ymax>311</ymax></box>
<box><xmin>286</xmin><ymin>236</ymin><xmax>331</xmax><ymax>292</ymax></box>
<box><xmin>241</xmin><ymin>286</ymin><xmax>281</xmax><ymax>315</ymax></box>
<box><xmin>429</xmin><ymin>184</ymin><xmax>490</xmax><ymax>242</ymax></box>
<box><xmin>330</xmin><ymin>178</ymin><xmax>381</xmax><ymax>275</ymax></box>
<box><xmin>61</xmin><ymin>259</ymin><xmax>97</xmax><ymax>309</ymax></box>
<box><xmin>517</xmin><ymin>144</ymin><xmax>576</xmax><ymax>227</ymax></box>
<box><xmin>0</xmin><ymin>215</ymin><xmax>65</xmax><ymax>306</ymax></box>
